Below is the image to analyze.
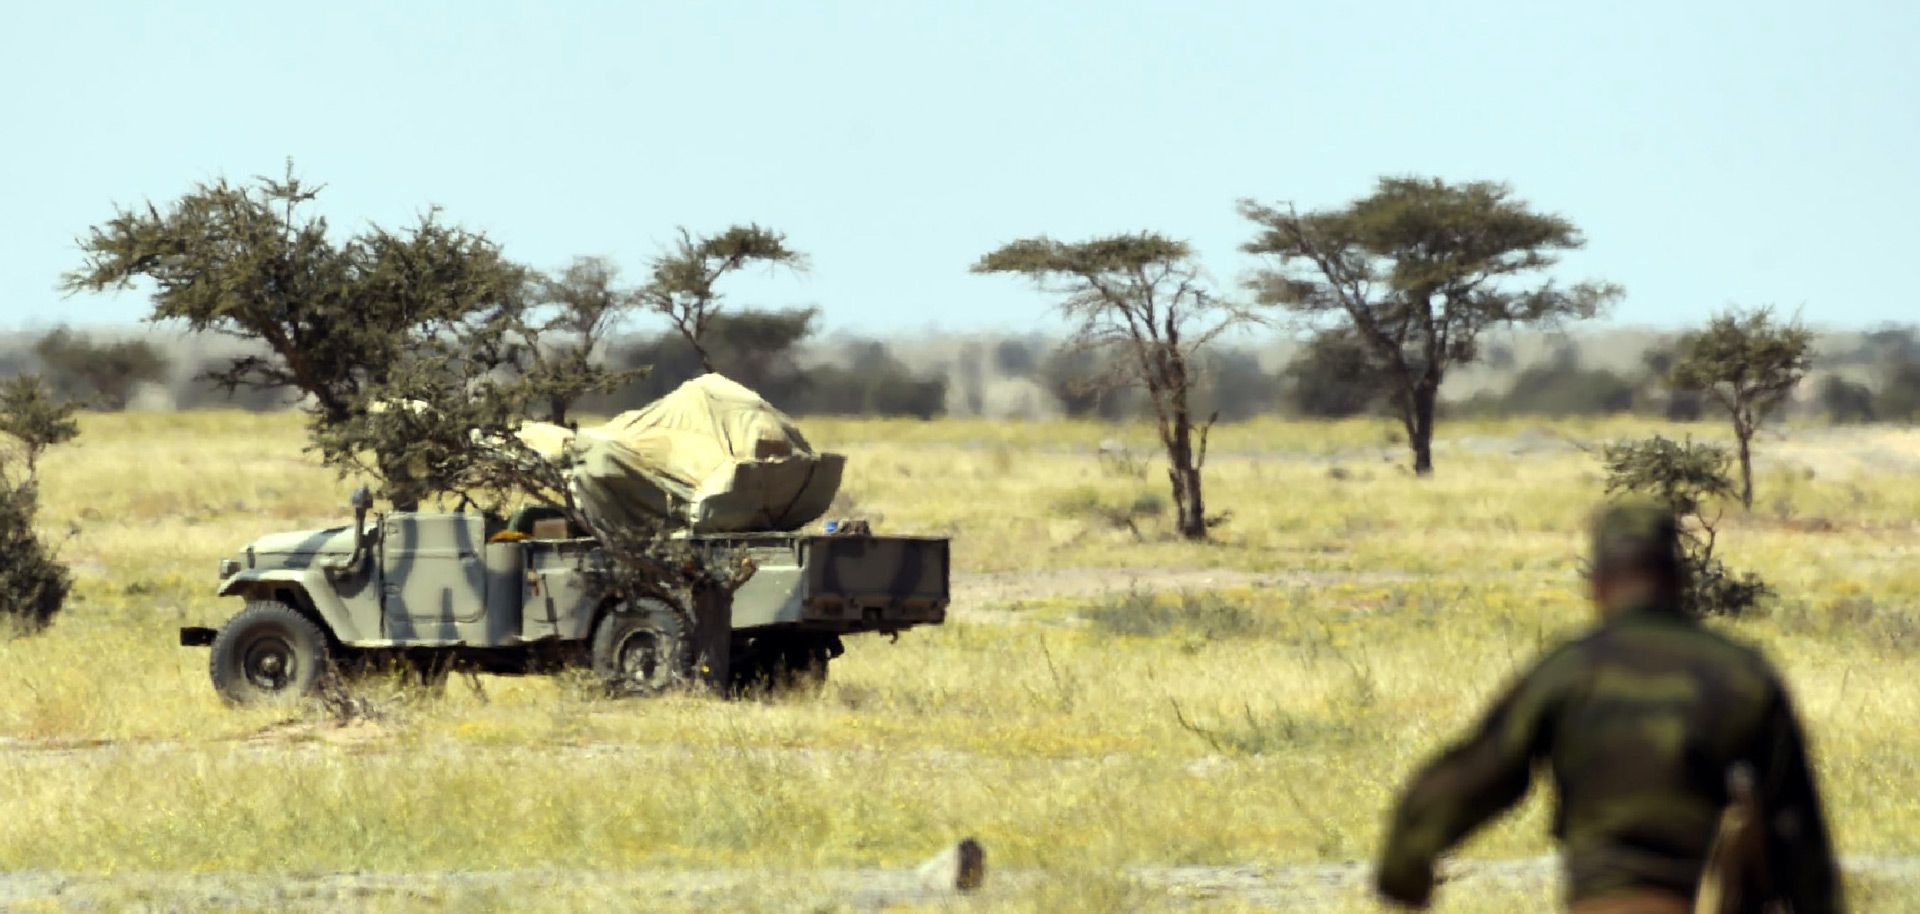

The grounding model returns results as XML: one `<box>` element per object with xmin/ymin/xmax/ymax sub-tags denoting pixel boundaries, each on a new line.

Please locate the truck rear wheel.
<box><xmin>731</xmin><ymin>634</ymin><xmax>842</xmax><ymax>694</ymax></box>
<box><xmin>591</xmin><ymin>599</ymin><xmax>691</xmax><ymax>697</ymax></box>
<box><xmin>209</xmin><ymin>601</ymin><xmax>332</xmax><ymax>705</ymax></box>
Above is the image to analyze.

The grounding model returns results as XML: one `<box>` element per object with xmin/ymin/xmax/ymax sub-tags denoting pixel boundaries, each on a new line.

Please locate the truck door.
<box><xmin>381</xmin><ymin>514</ymin><xmax>489</xmax><ymax>642</ymax></box>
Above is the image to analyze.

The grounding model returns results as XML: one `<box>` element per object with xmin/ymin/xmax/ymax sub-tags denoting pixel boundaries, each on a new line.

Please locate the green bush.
<box><xmin>1458</xmin><ymin>360</ymin><xmax>1635</xmax><ymax>418</ymax></box>
<box><xmin>1817</xmin><ymin>375</ymin><xmax>1877</xmax><ymax>423</ymax></box>
<box><xmin>1050</xmin><ymin>486</ymin><xmax>1165</xmax><ymax>534</ymax></box>
<box><xmin>32</xmin><ymin>327</ymin><xmax>171</xmax><ymax>410</ymax></box>
<box><xmin>1284</xmin><ymin>331</ymin><xmax>1389</xmax><ymax>419</ymax></box>
<box><xmin>1498</xmin><ymin>365</ymin><xmax>1635</xmax><ymax>416</ymax></box>
<box><xmin>0</xmin><ymin>485</ymin><xmax>70</xmax><ymax>634</ymax></box>
<box><xmin>1599</xmin><ymin>435</ymin><xmax>1770</xmax><ymax>618</ymax></box>
<box><xmin>0</xmin><ymin>376</ymin><xmax>78</xmax><ymax>634</ymax></box>
<box><xmin>1877</xmin><ymin>361</ymin><xmax>1920</xmax><ymax>422</ymax></box>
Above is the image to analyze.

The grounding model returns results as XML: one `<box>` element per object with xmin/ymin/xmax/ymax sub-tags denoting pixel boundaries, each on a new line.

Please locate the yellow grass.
<box><xmin>2</xmin><ymin>411</ymin><xmax>1918</xmax><ymax>911</ymax></box>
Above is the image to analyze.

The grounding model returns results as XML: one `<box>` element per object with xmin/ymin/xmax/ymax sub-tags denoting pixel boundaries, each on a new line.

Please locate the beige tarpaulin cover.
<box><xmin>517</xmin><ymin>374</ymin><xmax>844</xmax><ymax>533</ymax></box>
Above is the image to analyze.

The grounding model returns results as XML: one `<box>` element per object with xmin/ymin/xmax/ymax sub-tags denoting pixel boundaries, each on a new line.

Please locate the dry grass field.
<box><xmin>3</xmin><ymin>411</ymin><xmax>1919</xmax><ymax>911</ymax></box>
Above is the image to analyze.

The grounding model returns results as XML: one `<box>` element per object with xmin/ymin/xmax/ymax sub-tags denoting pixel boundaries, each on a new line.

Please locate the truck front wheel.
<box><xmin>209</xmin><ymin>601</ymin><xmax>332</xmax><ymax>705</ymax></box>
<box><xmin>591</xmin><ymin>600</ymin><xmax>691</xmax><ymax>697</ymax></box>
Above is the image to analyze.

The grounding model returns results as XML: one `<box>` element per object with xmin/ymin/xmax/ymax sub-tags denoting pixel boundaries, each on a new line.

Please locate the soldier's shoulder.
<box><xmin>1737</xmin><ymin>642</ymin><xmax>1795</xmax><ymax>702</ymax></box>
<box><xmin>1687</xmin><ymin>620</ymin><xmax>1782</xmax><ymax>677</ymax></box>
<box><xmin>1558</xmin><ymin>614</ymin><xmax>1779</xmax><ymax>676</ymax></box>
<box><xmin>1518</xmin><ymin>631</ymin><xmax>1604</xmax><ymax>685</ymax></box>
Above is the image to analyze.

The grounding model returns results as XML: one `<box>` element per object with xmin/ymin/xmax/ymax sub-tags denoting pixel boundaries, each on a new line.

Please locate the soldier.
<box><xmin>1374</xmin><ymin>500</ymin><xmax>1843</xmax><ymax>913</ymax></box>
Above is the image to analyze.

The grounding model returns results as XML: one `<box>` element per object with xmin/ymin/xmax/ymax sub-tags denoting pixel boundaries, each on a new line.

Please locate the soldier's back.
<box><xmin>1543</xmin><ymin>605</ymin><xmax>1782</xmax><ymax>899</ymax></box>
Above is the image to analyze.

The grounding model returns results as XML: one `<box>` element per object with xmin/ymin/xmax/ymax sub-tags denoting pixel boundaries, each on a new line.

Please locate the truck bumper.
<box><xmin>179</xmin><ymin>626</ymin><xmax>218</xmax><ymax>647</ymax></box>
<box><xmin>799</xmin><ymin>601</ymin><xmax>947</xmax><ymax>631</ymax></box>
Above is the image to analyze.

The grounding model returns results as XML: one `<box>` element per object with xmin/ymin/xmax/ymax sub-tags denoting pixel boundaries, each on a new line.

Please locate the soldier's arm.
<box><xmin>1375</xmin><ymin>654</ymin><xmax>1569</xmax><ymax>908</ymax></box>
<box><xmin>1758</xmin><ymin>686</ymin><xmax>1844</xmax><ymax>914</ymax></box>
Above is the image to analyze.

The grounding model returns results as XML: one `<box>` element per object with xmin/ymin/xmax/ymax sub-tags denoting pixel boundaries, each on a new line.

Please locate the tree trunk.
<box><xmin>1165</xmin><ymin>409</ymin><xmax>1207</xmax><ymax>541</ymax></box>
<box><xmin>1408</xmin><ymin>383</ymin><xmax>1438</xmax><ymax>476</ymax></box>
<box><xmin>1169</xmin><ymin>460</ymin><xmax>1206</xmax><ymax>541</ymax></box>
<box><xmin>689</xmin><ymin>581</ymin><xmax>732</xmax><ymax>693</ymax></box>
<box><xmin>377</xmin><ymin>449</ymin><xmax>423</xmax><ymax>513</ymax></box>
<box><xmin>1736</xmin><ymin>428</ymin><xmax>1754</xmax><ymax>510</ymax></box>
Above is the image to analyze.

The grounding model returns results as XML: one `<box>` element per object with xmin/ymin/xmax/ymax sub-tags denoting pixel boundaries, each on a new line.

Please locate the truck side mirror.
<box><xmin>345</xmin><ymin>485</ymin><xmax>375</xmax><ymax>571</ymax></box>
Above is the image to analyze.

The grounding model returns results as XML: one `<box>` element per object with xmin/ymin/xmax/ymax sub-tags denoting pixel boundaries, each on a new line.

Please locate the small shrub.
<box><xmin>1599</xmin><ymin>435</ymin><xmax>1771</xmax><ymax>617</ymax></box>
<box><xmin>1688</xmin><ymin>559</ymin><xmax>1772</xmax><ymax>620</ymax></box>
<box><xmin>1877</xmin><ymin>361</ymin><xmax>1920</xmax><ymax>422</ymax></box>
<box><xmin>1083</xmin><ymin>588</ymin><xmax>1269</xmax><ymax>640</ymax></box>
<box><xmin>1082</xmin><ymin>587</ymin><xmax>1174</xmax><ymax>637</ymax></box>
<box><xmin>0</xmin><ymin>485</ymin><xmax>71</xmax><ymax>634</ymax></box>
<box><xmin>1094</xmin><ymin>440</ymin><xmax>1150</xmax><ymax>480</ymax></box>
<box><xmin>0</xmin><ymin>376</ymin><xmax>79</xmax><ymax>634</ymax></box>
<box><xmin>1172</xmin><ymin>701</ymin><xmax>1337</xmax><ymax>756</ymax></box>
<box><xmin>1817</xmin><ymin>375</ymin><xmax>1877</xmax><ymax>423</ymax></box>
<box><xmin>1284</xmin><ymin>330</ymin><xmax>1389</xmax><ymax>418</ymax></box>
<box><xmin>1050</xmin><ymin>485</ymin><xmax>1165</xmax><ymax>535</ymax></box>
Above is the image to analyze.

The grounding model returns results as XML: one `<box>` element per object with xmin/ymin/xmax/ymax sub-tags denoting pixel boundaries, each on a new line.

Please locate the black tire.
<box><xmin>209</xmin><ymin>601</ymin><xmax>332</xmax><ymax>705</ymax></box>
<box><xmin>731</xmin><ymin>634</ymin><xmax>841</xmax><ymax>695</ymax></box>
<box><xmin>779</xmin><ymin>635</ymin><xmax>841</xmax><ymax>689</ymax></box>
<box><xmin>590</xmin><ymin>599</ymin><xmax>691</xmax><ymax>697</ymax></box>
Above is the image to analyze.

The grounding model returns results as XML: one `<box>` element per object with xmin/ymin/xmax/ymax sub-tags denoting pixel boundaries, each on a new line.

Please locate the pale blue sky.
<box><xmin>2</xmin><ymin>0</ymin><xmax>1915</xmax><ymax>335</ymax></box>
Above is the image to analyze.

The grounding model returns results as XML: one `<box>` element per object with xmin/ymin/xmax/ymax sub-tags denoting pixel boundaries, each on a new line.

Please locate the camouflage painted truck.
<box><xmin>178</xmin><ymin>375</ymin><xmax>951</xmax><ymax>704</ymax></box>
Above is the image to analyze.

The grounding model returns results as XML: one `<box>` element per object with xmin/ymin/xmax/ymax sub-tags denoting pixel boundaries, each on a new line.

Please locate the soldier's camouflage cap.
<box><xmin>1590</xmin><ymin>499</ymin><xmax>1682</xmax><ymax>577</ymax></box>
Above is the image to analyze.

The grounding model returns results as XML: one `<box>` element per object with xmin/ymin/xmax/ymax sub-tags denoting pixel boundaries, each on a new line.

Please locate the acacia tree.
<box><xmin>637</xmin><ymin>225</ymin><xmax>806</xmax><ymax>372</ymax></box>
<box><xmin>62</xmin><ymin>167</ymin><xmax>528</xmax><ymax>509</ymax></box>
<box><xmin>515</xmin><ymin>256</ymin><xmax>648</xmax><ymax>425</ymax></box>
<box><xmin>1241</xmin><ymin>178</ymin><xmax>1620</xmax><ymax>474</ymax></box>
<box><xmin>972</xmin><ymin>233</ymin><xmax>1252</xmax><ymax>540</ymax></box>
<box><xmin>1669</xmin><ymin>307</ymin><xmax>1812</xmax><ymax>509</ymax></box>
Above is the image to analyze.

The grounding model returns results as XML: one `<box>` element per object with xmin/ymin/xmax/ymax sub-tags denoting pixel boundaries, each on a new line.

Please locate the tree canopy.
<box><xmin>638</xmin><ymin>224</ymin><xmax>807</xmax><ymax>372</ymax></box>
<box><xmin>1241</xmin><ymin>177</ymin><xmax>1620</xmax><ymax>473</ymax></box>
<box><xmin>513</xmin><ymin>256</ymin><xmax>649</xmax><ymax>425</ymax></box>
<box><xmin>63</xmin><ymin>167</ymin><xmax>536</xmax><ymax>507</ymax></box>
<box><xmin>64</xmin><ymin>167</ymin><xmax>527</xmax><ymax>424</ymax></box>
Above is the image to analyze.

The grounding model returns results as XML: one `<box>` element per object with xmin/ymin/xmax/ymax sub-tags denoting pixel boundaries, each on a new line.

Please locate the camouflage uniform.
<box><xmin>1375</xmin><ymin>503</ymin><xmax>1842</xmax><ymax>912</ymax></box>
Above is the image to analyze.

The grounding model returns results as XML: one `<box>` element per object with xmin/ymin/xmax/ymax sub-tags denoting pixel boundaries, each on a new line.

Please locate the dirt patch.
<box><xmin>0</xmin><ymin>857</ymin><xmax>1908</xmax><ymax>912</ymax></box>
<box><xmin>242</xmin><ymin>715</ymin><xmax>402</xmax><ymax>747</ymax></box>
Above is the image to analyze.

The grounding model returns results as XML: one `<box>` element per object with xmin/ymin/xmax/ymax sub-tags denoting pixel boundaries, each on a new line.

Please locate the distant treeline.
<box><xmin>4</xmin><ymin>320</ymin><xmax>1918</xmax><ymax>424</ymax></box>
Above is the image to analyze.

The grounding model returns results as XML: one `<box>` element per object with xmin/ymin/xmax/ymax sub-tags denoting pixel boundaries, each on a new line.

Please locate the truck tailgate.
<box><xmin>802</xmin><ymin>535</ymin><xmax>949</xmax><ymax>624</ymax></box>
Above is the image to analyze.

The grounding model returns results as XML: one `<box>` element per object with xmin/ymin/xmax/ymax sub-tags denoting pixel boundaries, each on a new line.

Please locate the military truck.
<box><xmin>179</xmin><ymin>375</ymin><xmax>950</xmax><ymax>704</ymax></box>
<box><xmin>180</xmin><ymin>490</ymin><xmax>949</xmax><ymax>703</ymax></box>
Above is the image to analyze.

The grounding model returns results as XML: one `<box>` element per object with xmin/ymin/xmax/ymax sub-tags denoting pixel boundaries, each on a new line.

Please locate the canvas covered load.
<box><xmin>519</xmin><ymin>374</ymin><xmax>845</xmax><ymax>533</ymax></box>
